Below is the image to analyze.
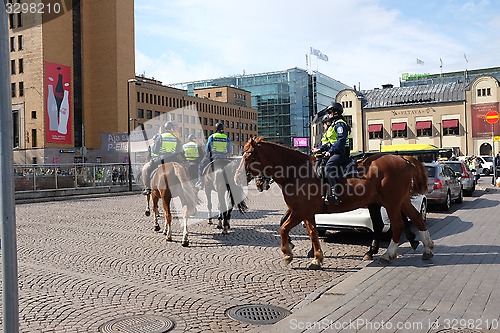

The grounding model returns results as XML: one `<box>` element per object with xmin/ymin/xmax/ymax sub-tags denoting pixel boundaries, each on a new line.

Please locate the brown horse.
<box><xmin>234</xmin><ymin>137</ymin><xmax>434</xmax><ymax>269</ymax></box>
<box><xmin>145</xmin><ymin>162</ymin><xmax>200</xmax><ymax>246</ymax></box>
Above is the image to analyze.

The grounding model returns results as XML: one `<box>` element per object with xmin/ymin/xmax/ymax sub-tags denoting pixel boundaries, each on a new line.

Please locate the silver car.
<box><xmin>424</xmin><ymin>162</ymin><xmax>463</xmax><ymax>211</ymax></box>
<box><xmin>440</xmin><ymin>161</ymin><xmax>475</xmax><ymax>196</ymax></box>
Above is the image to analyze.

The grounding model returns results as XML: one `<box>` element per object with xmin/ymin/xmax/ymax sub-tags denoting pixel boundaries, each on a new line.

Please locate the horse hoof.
<box><xmin>182</xmin><ymin>241</ymin><xmax>189</xmax><ymax>247</ymax></box>
<box><xmin>166</xmin><ymin>237</ymin><xmax>172</xmax><ymax>242</ymax></box>
<box><xmin>422</xmin><ymin>252</ymin><xmax>433</xmax><ymax>260</ymax></box>
<box><xmin>307</xmin><ymin>263</ymin><xmax>322</xmax><ymax>270</ymax></box>
<box><xmin>363</xmin><ymin>253</ymin><xmax>374</xmax><ymax>261</ymax></box>
<box><xmin>283</xmin><ymin>255</ymin><xmax>293</xmax><ymax>265</ymax></box>
<box><xmin>145</xmin><ymin>211</ymin><xmax>151</xmax><ymax>217</ymax></box>
<box><xmin>222</xmin><ymin>229</ymin><xmax>228</xmax><ymax>234</ymax></box>
<box><xmin>410</xmin><ymin>241</ymin><xmax>420</xmax><ymax>251</ymax></box>
<box><xmin>379</xmin><ymin>255</ymin><xmax>395</xmax><ymax>263</ymax></box>
<box><xmin>216</xmin><ymin>224</ymin><xmax>222</xmax><ymax>229</ymax></box>
<box><xmin>154</xmin><ymin>226</ymin><xmax>161</xmax><ymax>232</ymax></box>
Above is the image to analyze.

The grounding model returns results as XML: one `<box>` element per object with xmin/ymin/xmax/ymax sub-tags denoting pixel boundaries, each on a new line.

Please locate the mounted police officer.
<box><xmin>141</xmin><ymin>121</ymin><xmax>184</xmax><ymax>195</ymax></box>
<box><xmin>183</xmin><ymin>134</ymin><xmax>203</xmax><ymax>182</ymax></box>
<box><xmin>315</xmin><ymin>114</ymin><xmax>333</xmax><ymax>178</ymax></box>
<box><xmin>312</xmin><ymin>102</ymin><xmax>351</xmax><ymax>205</ymax></box>
<box><xmin>196</xmin><ymin>122</ymin><xmax>232</xmax><ymax>189</ymax></box>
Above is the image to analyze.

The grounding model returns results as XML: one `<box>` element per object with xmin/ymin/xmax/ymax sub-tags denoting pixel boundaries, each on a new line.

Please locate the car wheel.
<box><xmin>484</xmin><ymin>168</ymin><xmax>490</xmax><ymax>176</ymax></box>
<box><xmin>442</xmin><ymin>191</ymin><xmax>451</xmax><ymax>211</ymax></box>
<box><xmin>318</xmin><ymin>228</ymin><xmax>327</xmax><ymax>237</ymax></box>
<box><xmin>456</xmin><ymin>187</ymin><xmax>463</xmax><ymax>204</ymax></box>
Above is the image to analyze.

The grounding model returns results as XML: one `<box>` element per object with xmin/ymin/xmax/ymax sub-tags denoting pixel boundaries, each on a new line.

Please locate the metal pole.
<box><xmin>1</xmin><ymin>6</ymin><xmax>20</xmax><ymax>333</ymax></box>
<box><xmin>492</xmin><ymin>124</ymin><xmax>495</xmax><ymax>185</ymax></box>
<box><xmin>127</xmin><ymin>79</ymin><xmax>134</xmax><ymax>191</ymax></box>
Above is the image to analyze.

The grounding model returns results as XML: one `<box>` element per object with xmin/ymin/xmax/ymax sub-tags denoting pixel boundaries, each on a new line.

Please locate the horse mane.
<box><xmin>255</xmin><ymin>137</ymin><xmax>314</xmax><ymax>165</ymax></box>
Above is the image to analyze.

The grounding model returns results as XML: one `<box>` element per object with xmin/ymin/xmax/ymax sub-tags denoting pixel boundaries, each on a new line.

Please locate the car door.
<box><xmin>443</xmin><ymin>165</ymin><xmax>460</xmax><ymax>198</ymax></box>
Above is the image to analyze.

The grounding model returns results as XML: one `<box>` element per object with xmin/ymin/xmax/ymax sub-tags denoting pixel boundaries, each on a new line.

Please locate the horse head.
<box><xmin>235</xmin><ymin>136</ymin><xmax>265</xmax><ymax>186</ymax></box>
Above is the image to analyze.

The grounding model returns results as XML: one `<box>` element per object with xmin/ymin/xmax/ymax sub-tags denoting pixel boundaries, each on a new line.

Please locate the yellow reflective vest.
<box><xmin>183</xmin><ymin>142</ymin><xmax>199</xmax><ymax>161</ymax></box>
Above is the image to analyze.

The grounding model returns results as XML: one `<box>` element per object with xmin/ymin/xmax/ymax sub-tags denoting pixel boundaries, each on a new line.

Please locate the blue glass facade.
<box><xmin>179</xmin><ymin>68</ymin><xmax>350</xmax><ymax>148</ymax></box>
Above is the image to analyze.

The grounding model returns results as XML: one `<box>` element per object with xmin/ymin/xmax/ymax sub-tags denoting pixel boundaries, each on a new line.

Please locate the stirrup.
<box><xmin>323</xmin><ymin>193</ymin><xmax>341</xmax><ymax>205</ymax></box>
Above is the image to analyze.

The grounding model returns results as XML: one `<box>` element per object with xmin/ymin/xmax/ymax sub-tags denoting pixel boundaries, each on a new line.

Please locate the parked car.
<box><xmin>315</xmin><ymin>195</ymin><xmax>427</xmax><ymax>236</ymax></box>
<box><xmin>477</xmin><ymin>155</ymin><xmax>494</xmax><ymax>175</ymax></box>
<box><xmin>424</xmin><ymin>162</ymin><xmax>463</xmax><ymax>211</ymax></box>
<box><xmin>439</xmin><ymin>161</ymin><xmax>475</xmax><ymax>196</ymax></box>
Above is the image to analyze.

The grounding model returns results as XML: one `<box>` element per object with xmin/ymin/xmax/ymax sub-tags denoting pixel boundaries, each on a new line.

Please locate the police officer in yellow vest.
<box><xmin>315</xmin><ymin>114</ymin><xmax>333</xmax><ymax>178</ymax></box>
<box><xmin>196</xmin><ymin>122</ymin><xmax>232</xmax><ymax>189</ymax></box>
<box><xmin>312</xmin><ymin>102</ymin><xmax>351</xmax><ymax>205</ymax></box>
<box><xmin>183</xmin><ymin>134</ymin><xmax>203</xmax><ymax>181</ymax></box>
<box><xmin>141</xmin><ymin>121</ymin><xmax>184</xmax><ymax>195</ymax></box>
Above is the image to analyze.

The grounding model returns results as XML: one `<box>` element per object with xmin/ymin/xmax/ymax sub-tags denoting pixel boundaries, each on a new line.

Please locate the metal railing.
<box><xmin>14</xmin><ymin>163</ymin><xmax>142</xmax><ymax>192</ymax></box>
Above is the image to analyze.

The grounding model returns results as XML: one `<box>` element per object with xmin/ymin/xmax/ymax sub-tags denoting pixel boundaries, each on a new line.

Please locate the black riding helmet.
<box><xmin>321</xmin><ymin>115</ymin><xmax>331</xmax><ymax>124</ymax></box>
<box><xmin>188</xmin><ymin>134</ymin><xmax>196</xmax><ymax>141</ymax></box>
<box><xmin>215</xmin><ymin>122</ymin><xmax>224</xmax><ymax>132</ymax></box>
<box><xmin>326</xmin><ymin>102</ymin><xmax>344</xmax><ymax>116</ymax></box>
<box><xmin>164</xmin><ymin>121</ymin><xmax>175</xmax><ymax>131</ymax></box>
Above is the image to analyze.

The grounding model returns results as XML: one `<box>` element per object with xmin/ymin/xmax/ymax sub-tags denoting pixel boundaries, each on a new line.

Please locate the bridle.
<box><xmin>242</xmin><ymin>145</ymin><xmax>272</xmax><ymax>191</ymax></box>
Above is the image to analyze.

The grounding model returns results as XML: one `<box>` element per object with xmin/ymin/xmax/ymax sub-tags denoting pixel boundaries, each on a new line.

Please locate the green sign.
<box><xmin>401</xmin><ymin>72</ymin><xmax>431</xmax><ymax>81</ymax></box>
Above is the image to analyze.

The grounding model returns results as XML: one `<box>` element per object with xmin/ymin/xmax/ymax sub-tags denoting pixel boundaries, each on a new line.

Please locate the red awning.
<box><xmin>442</xmin><ymin>119</ymin><xmax>459</xmax><ymax>128</ymax></box>
<box><xmin>416</xmin><ymin>121</ymin><xmax>432</xmax><ymax>130</ymax></box>
<box><xmin>368</xmin><ymin>124</ymin><xmax>383</xmax><ymax>132</ymax></box>
<box><xmin>391</xmin><ymin>122</ymin><xmax>407</xmax><ymax>131</ymax></box>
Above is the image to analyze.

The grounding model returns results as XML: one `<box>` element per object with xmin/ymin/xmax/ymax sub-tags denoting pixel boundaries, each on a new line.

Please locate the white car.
<box><xmin>477</xmin><ymin>155</ymin><xmax>494</xmax><ymax>175</ymax></box>
<box><xmin>315</xmin><ymin>195</ymin><xmax>427</xmax><ymax>236</ymax></box>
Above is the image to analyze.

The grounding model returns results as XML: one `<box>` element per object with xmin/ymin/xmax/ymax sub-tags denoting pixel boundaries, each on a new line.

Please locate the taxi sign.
<box><xmin>485</xmin><ymin>111</ymin><xmax>499</xmax><ymax>124</ymax></box>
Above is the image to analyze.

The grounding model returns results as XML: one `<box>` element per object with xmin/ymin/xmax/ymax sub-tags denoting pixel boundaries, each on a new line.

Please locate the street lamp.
<box><xmin>127</xmin><ymin>78</ymin><xmax>137</xmax><ymax>191</ymax></box>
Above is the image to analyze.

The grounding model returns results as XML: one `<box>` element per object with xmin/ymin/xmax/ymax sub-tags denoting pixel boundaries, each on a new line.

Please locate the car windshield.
<box><xmin>445</xmin><ymin>163</ymin><xmax>463</xmax><ymax>173</ymax></box>
<box><xmin>482</xmin><ymin>156</ymin><xmax>493</xmax><ymax>162</ymax></box>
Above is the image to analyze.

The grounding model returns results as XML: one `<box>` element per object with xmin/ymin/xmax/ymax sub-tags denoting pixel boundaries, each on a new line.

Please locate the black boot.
<box><xmin>142</xmin><ymin>165</ymin><xmax>152</xmax><ymax>195</ymax></box>
<box><xmin>324</xmin><ymin>178</ymin><xmax>341</xmax><ymax>205</ymax></box>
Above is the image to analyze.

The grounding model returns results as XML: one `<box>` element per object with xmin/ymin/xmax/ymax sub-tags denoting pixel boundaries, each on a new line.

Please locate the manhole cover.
<box><xmin>226</xmin><ymin>304</ymin><xmax>290</xmax><ymax>325</ymax></box>
<box><xmin>98</xmin><ymin>315</ymin><xmax>175</xmax><ymax>333</ymax></box>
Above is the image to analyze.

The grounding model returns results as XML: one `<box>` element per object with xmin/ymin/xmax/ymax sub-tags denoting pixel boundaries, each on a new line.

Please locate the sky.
<box><xmin>134</xmin><ymin>0</ymin><xmax>500</xmax><ymax>91</ymax></box>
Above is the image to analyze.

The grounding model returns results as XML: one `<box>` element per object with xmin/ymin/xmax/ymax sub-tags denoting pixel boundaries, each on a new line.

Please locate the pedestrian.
<box><xmin>196</xmin><ymin>122</ymin><xmax>232</xmax><ymax>189</ymax></box>
<box><xmin>141</xmin><ymin>121</ymin><xmax>185</xmax><ymax>195</ymax></box>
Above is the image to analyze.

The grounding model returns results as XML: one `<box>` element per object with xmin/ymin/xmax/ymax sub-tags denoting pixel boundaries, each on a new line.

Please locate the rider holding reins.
<box><xmin>312</xmin><ymin>102</ymin><xmax>351</xmax><ymax>205</ymax></box>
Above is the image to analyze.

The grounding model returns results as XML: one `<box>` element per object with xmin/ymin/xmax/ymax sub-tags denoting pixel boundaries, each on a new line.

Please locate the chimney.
<box><xmin>382</xmin><ymin>83</ymin><xmax>394</xmax><ymax>89</ymax></box>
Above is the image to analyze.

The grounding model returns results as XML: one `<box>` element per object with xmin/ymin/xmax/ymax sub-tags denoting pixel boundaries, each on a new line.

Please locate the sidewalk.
<box><xmin>250</xmin><ymin>184</ymin><xmax>500</xmax><ymax>333</ymax></box>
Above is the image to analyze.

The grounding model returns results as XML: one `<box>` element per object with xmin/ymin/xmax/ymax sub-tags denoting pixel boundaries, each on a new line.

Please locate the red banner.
<box><xmin>45</xmin><ymin>62</ymin><xmax>72</xmax><ymax>144</ymax></box>
<box><xmin>471</xmin><ymin>102</ymin><xmax>500</xmax><ymax>137</ymax></box>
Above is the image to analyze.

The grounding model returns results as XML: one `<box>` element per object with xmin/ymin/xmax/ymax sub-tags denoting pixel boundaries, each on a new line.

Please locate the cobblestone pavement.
<box><xmin>3</xmin><ymin>183</ymin><xmax>375</xmax><ymax>332</ymax></box>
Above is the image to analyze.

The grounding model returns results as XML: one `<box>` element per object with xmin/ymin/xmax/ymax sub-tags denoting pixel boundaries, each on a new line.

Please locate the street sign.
<box><xmin>485</xmin><ymin>110</ymin><xmax>499</xmax><ymax>124</ymax></box>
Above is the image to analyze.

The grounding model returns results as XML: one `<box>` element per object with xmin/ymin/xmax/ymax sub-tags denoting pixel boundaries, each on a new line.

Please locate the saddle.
<box><xmin>315</xmin><ymin>153</ymin><xmax>359</xmax><ymax>182</ymax></box>
<box><xmin>202</xmin><ymin>158</ymin><xmax>231</xmax><ymax>176</ymax></box>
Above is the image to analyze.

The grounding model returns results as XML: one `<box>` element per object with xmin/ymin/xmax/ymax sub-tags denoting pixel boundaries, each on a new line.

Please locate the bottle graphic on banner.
<box><xmin>57</xmin><ymin>90</ymin><xmax>69</xmax><ymax>134</ymax></box>
<box><xmin>47</xmin><ymin>84</ymin><xmax>59</xmax><ymax>131</ymax></box>
<box><xmin>55</xmin><ymin>73</ymin><xmax>64</xmax><ymax>117</ymax></box>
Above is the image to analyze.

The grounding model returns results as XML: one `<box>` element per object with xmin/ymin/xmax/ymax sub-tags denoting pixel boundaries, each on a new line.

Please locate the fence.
<box><xmin>14</xmin><ymin>163</ymin><xmax>142</xmax><ymax>192</ymax></box>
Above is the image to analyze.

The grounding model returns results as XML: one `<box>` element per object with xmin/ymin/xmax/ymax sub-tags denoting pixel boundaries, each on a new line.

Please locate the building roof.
<box><xmin>360</xmin><ymin>81</ymin><xmax>467</xmax><ymax>109</ymax></box>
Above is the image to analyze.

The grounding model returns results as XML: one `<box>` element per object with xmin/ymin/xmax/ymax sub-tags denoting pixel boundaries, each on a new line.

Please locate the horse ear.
<box><xmin>256</xmin><ymin>136</ymin><xmax>265</xmax><ymax>143</ymax></box>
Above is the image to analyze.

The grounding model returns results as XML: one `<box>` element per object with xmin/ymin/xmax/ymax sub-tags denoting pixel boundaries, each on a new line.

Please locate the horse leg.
<box><xmin>145</xmin><ymin>193</ymin><xmax>151</xmax><ymax>217</ymax></box>
<box><xmin>163</xmin><ymin>197</ymin><xmax>172</xmax><ymax>242</ymax></box>
<box><xmin>223</xmin><ymin>208</ymin><xmax>232</xmax><ymax>232</ymax></box>
<box><xmin>365</xmin><ymin>204</ymin><xmax>384</xmax><ymax>260</ymax></box>
<box><xmin>403</xmin><ymin>214</ymin><xmax>419</xmax><ymax>251</ymax></box>
<box><xmin>217</xmin><ymin>189</ymin><xmax>228</xmax><ymax>233</ymax></box>
<box><xmin>401</xmin><ymin>200</ymin><xmax>434</xmax><ymax>260</ymax></box>
<box><xmin>181</xmin><ymin>206</ymin><xmax>189</xmax><ymax>247</ymax></box>
<box><xmin>380</xmin><ymin>206</ymin><xmax>404</xmax><ymax>263</ymax></box>
<box><xmin>302</xmin><ymin>218</ymin><xmax>324</xmax><ymax>270</ymax></box>
<box><xmin>280</xmin><ymin>209</ymin><xmax>294</xmax><ymax>249</ymax></box>
<box><xmin>279</xmin><ymin>211</ymin><xmax>302</xmax><ymax>265</ymax></box>
<box><xmin>205</xmin><ymin>188</ymin><xmax>213</xmax><ymax>225</ymax></box>
<box><xmin>152</xmin><ymin>194</ymin><xmax>161</xmax><ymax>232</ymax></box>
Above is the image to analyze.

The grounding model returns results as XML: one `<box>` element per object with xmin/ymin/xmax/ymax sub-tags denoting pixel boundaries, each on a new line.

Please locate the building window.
<box><xmin>487</xmin><ymin>88</ymin><xmax>491</xmax><ymax>96</ymax></box>
<box><xmin>11</xmin><ymin>83</ymin><xmax>16</xmax><ymax>97</ymax></box>
<box><xmin>19</xmin><ymin>81</ymin><xmax>23</xmax><ymax>96</ymax></box>
<box><xmin>9</xmin><ymin>14</ymin><xmax>14</xmax><ymax>29</ymax></box>
<box><xmin>17</xmin><ymin>13</ymin><xmax>22</xmax><ymax>28</ymax></box>
<box><xmin>177</xmin><ymin>113</ymin><xmax>182</xmax><ymax>122</ymax></box>
<box><xmin>184</xmin><ymin>115</ymin><xmax>189</xmax><ymax>123</ymax></box>
<box><xmin>161</xmin><ymin>113</ymin><xmax>167</xmax><ymax>121</ymax></box>
<box><xmin>11</xmin><ymin>60</ymin><xmax>16</xmax><ymax>75</ymax></box>
<box><xmin>146</xmin><ymin>110</ymin><xmax>152</xmax><ymax>119</ymax></box>
<box><xmin>18</xmin><ymin>58</ymin><xmax>23</xmax><ymax>73</ymax></box>
<box><xmin>13</xmin><ymin>110</ymin><xmax>19</xmax><ymax>148</ymax></box>
<box><xmin>154</xmin><ymin>111</ymin><xmax>160</xmax><ymax>118</ymax></box>
<box><xmin>344</xmin><ymin>115</ymin><xmax>353</xmax><ymax>128</ymax></box>
<box><xmin>18</xmin><ymin>35</ymin><xmax>23</xmax><ymax>50</ymax></box>
<box><xmin>169</xmin><ymin>113</ymin><xmax>175</xmax><ymax>121</ymax></box>
<box><xmin>137</xmin><ymin>108</ymin><xmax>144</xmax><ymax>118</ymax></box>
<box><xmin>10</xmin><ymin>37</ymin><xmax>15</xmax><ymax>52</ymax></box>
<box><xmin>416</xmin><ymin>121</ymin><xmax>432</xmax><ymax>137</ymax></box>
<box><xmin>391</xmin><ymin>122</ymin><xmax>407</xmax><ymax>138</ymax></box>
<box><xmin>31</xmin><ymin>110</ymin><xmax>36</xmax><ymax>119</ymax></box>
<box><xmin>203</xmin><ymin>117</ymin><xmax>207</xmax><ymax>125</ymax></box>
<box><xmin>209</xmin><ymin>118</ymin><xmax>213</xmax><ymax>126</ymax></box>
<box><xmin>442</xmin><ymin>119</ymin><xmax>459</xmax><ymax>136</ymax></box>
<box><xmin>31</xmin><ymin>128</ymin><xmax>37</xmax><ymax>147</ymax></box>
<box><xmin>368</xmin><ymin>124</ymin><xmax>383</xmax><ymax>139</ymax></box>
<box><xmin>216</xmin><ymin>91</ymin><xmax>222</xmax><ymax>97</ymax></box>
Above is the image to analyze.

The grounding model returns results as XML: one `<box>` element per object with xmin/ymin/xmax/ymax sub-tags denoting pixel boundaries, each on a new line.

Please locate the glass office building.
<box><xmin>174</xmin><ymin>68</ymin><xmax>350</xmax><ymax>148</ymax></box>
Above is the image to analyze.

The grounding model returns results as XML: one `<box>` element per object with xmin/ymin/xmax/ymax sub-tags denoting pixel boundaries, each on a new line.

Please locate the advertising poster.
<box><xmin>293</xmin><ymin>137</ymin><xmax>309</xmax><ymax>147</ymax></box>
<box><xmin>45</xmin><ymin>61</ymin><xmax>72</xmax><ymax>144</ymax></box>
<box><xmin>471</xmin><ymin>102</ymin><xmax>500</xmax><ymax>138</ymax></box>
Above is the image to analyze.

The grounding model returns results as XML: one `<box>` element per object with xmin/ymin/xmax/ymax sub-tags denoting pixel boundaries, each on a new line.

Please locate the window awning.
<box><xmin>368</xmin><ymin>124</ymin><xmax>383</xmax><ymax>132</ymax></box>
<box><xmin>442</xmin><ymin>119</ymin><xmax>459</xmax><ymax>129</ymax></box>
<box><xmin>391</xmin><ymin>122</ymin><xmax>407</xmax><ymax>131</ymax></box>
<box><xmin>416</xmin><ymin>121</ymin><xmax>432</xmax><ymax>130</ymax></box>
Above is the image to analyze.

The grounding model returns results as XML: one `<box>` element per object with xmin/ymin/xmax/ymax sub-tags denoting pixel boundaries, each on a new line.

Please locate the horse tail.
<box><xmin>403</xmin><ymin>156</ymin><xmax>428</xmax><ymax>195</ymax></box>
<box><xmin>172</xmin><ymin>163</ymin><xmax>201</xmax><ymax>210</ymax></box>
